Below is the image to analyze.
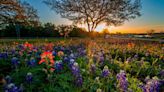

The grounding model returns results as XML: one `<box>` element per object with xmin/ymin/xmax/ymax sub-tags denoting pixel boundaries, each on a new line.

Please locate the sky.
<box><xmin>24</xmin><ymin>0</ymin><xmax>164</xmax><ymax>33</ymax></box>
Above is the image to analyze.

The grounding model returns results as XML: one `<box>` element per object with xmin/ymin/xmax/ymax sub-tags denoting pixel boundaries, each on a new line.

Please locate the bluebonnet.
<box><xmin>27</xmin><ymin>57</ymin><xmax>36</xmax><ymax>67</ymax></box>
<box><xmin>116</xmin><ymin>70</ymin><xmax>128</xmax><ymax>92</ymax></box>
<box><xmin>71</xmin><ymin>62</ymin><xmax>80</xmax><ymax>77</ymax></box>
<box><xmin>54</xmin><ymin>60</ymin><xmax>63</xmax><ymax>71</ymax></box>
<box><xmin>5</xmin><ymin>75</ymin><xmax>12</xmax><ymax>84</ymax></box>
<box><xmin>11</xmin><ymin>57</ymin><xmax>19</xmax><ymax>66</ymax></box>
<box><xmin>125</xmin><ymin>57</ymin><xmax>132</xmax><ymax>63</ymax></box>
<box><xmin>90</xmin><ymin>64</ymin><xmax>96</xmax><ymax>74</ymax></box>
<box><xmin>159</xmin><ymin>69</ymin><xmax>164</xmax><ymax>78</ymax></box>
<box><xmin>52</xmin><ymin>51</ymin><xmax>57</xmax><ymax>56</ymax></box>
<box><xmin>0</xmin><ymin>52</ymin><xmax>8</xmax><ymax>59</ymax></box>
<box><xmin>63</xmin><ymin>56</ymin><xmax>69</xmax><ymax>63</ymax></box>
<box><xmin>102</xmin><ymin>65</ymin><xmax>110</xmax><ymax>78</ymax></box>
<box><xmin>70</xmin><ymin>62</ymin><xmax>83</xmax><ymax>86</ymax></box>
<box><xmin>139</xmin><ymin>85</ymin><xmax>146</xmax><ymax>92</ymax></box>
<box><xmin>140</xmin><ymin>77</ymin><xmax>161</xmax><ymax>92</ymax></box>
<box><xmin>69</xmin><ymin>58</ymin><xmax>75</xmax><ymax>67</ymax></box>
<box><xmin>75</xmin><ymin>75</ymin><xmax>83</xmax><ymax>87</ymax></box>
<box><xmin>134</xmin><ymin>54</ymin><xmax>138</xmax><ymax>58</ymax></box>
<box><xmin>26</xmin><ymin>72</ymin><xmax>33</xmax><ymax>83</ymax></box>
<box><xmin>4</xmin><ymin>83</ymin><xmax>23</xmax><ymax>92</ymax></box>
<box><xmin>69</xmin><ymin>53</ymin><xmax>75</xmax><ymax>59</ymax></box>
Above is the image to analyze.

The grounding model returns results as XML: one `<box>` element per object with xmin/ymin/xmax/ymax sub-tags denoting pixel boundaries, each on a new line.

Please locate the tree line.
<box><xmin>0</xmin><ymin>0</ymin><xmax>141</xmax><ymax>38</ymax></box>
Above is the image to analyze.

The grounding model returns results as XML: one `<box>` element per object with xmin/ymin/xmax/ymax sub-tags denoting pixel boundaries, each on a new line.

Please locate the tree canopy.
<box><xmin>44</xmin><ymin>0</ymin><xmax>141</xmax><ymax>32</ymax></box>
<box><xmin>0</xmin><ymin>0</ymin><xmax>39</xmax><ymax>26</ymax></box>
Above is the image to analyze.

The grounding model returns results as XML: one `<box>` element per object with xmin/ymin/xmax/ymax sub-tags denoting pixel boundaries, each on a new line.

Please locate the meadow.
<box><xmin>0</xmin><ymin>38</ymin><xmax>163</xmax><ymax>92</ymax></box>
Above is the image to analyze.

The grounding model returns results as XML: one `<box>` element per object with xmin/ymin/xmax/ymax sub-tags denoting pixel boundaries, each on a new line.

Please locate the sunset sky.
<box><xmin>24</xmin><ymin>0</ymin><xmax>164</xmax><ymax>33</ymax></box>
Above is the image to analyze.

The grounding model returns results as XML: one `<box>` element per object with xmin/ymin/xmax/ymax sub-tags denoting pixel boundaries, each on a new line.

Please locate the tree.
<box><xmin>21</xmin><ymin>1</ymin><xmax>39</xmax><ymax>26</ymax></box>
<box><xmin>0</xmin><ymin>0</ymin><xmax>39</xmax><ymax>26</ymax></box>
<box><xmin>56</xmin><ymin>25</ymin><xmax>73</xmax><ymax>38</ymax></box>
<box><xmin>147</xmin><ymin>29</ymin><xmax>155</xmax><ymax>35</ymax></box>
<box><xmin>43</xmin><ymin>0</ymin><xmax>141</xmax><ymax>32</ymax></box>
<box><xmin>0</xmin><ymin>0</ymin><xmax>24</xmax><ymax>25</ymax></box>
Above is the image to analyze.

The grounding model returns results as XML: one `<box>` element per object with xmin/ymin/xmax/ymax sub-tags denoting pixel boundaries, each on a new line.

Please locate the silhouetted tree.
<box><xmin>147</xmin><ymin>29</ymin><xmax>155</xmax><ymax>35</ymax></box>
<box><xmin>0</xmin><ymin>0</ymin><xmax>39</xmax><ymax>26</ymax></box>
<box><xmin>21</xmin><ymin>1</ymin><xmax>39</xmax><ymax>26</ymax></box>
<box><xmin>0</xmin><ymin>0</ymin><xmax>24</xmax><ymax>25</ymax></box>
<box><xmin>44</xmin><ymin>0</ymin><xmax>141</xmax><ymax>32</ymax></box>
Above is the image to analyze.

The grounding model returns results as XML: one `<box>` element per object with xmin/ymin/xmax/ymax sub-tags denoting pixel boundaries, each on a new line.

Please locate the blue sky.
<box><xmin>24</xmin><ymin>0</ymin><xmax>164</xmax><ymax>33</ymax></box>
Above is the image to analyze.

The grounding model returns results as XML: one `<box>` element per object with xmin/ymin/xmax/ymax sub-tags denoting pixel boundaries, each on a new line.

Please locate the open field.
<box><xmin>0</xmin><ymin>38</ymin><xmax>163</xmax><ymax>92</ymax></box>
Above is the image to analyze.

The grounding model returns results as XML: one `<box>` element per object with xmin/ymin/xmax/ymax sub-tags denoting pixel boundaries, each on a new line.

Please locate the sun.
<box><xmin>95</xmin><ymin>24</ymin><xmax>107</xmax><ymax>32</ymax></box>
<box><xmin>78</xmin><ymin>23</ymin><xmax>114</xmax><ymax>32</ymax></box>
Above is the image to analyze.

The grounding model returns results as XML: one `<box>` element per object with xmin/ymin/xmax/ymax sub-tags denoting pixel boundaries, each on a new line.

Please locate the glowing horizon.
<box><xmin>23</xmin><ymin>0</ymin><xmax>164</xmax><ymax>33</ymax></box>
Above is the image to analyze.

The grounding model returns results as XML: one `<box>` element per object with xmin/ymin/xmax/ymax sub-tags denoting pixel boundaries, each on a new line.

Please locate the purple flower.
<box><xmin>143</xmin><ymin>77</ymin><xmax>161</xmax><ymax>92</ymax></box>
<box><xmin>0</xmin><ymin>52</ymin><xmax>8</xmax><ymax>59</ymax></box>
<box><xmin>69</xmin><ymin>53</ymin><xmax>75</xmax><ymax>59</ymax></box>
<box><xmin>27</xmin><ymin>57</ymin><xmax>36</xmax><ymax>67</ymax></box>
<box><xmin>102</xmin><ymin>65</ymin><xmax>110</xmax><ymax>78</ymax></box>
<box><xmin>90</xmin><ymin>64</ymin><xmax>96</xmax><ymax>74</ymax></box>
<box><xmin>139</xmin><ymin>85</ymin><xmax>146</xmax><ymax>92</ymax></box>
<box><xmin>116</xmin><ymin>70</ymin><xmax>128</xmax><ymax>91</ymax></box>
<box><xmin>63</xmin><ymin>56</ymin><xmax>69</xmax><ymax>62</ymax></box>
<box><xmin>70</xmin><ymin>62</ymin><xmax>83</xmax><ymax>86</ymax></box>
<box><xmin>11</xmin><ymin>57</ymin><xmax>19</xmax><ymax>66</ymax></box>
<box><xmin>71</xmin><ymin>62</ymin><xmax>80</xmax><ymax>77</ymax></box>
<box><xmin>159</xmin><ymin>70</ymin><xmax>164</xmax><ymax>77</ymax></box>
<box><xmin>75</xmin><ymin>75</ymin><xmax>83</xmax><ymax>87</ymax></box>
<box><xmin>55</xmin><ymin>60</ymin><xmax>63</xmax><ymax>71</ymax></box>
<box><xmin>52</xmin><ymin>51</ymin><xmax>57</xmax><ymax>56</ymax></box>
<box><xmin>26</xmin><ymin>72</ymin><xmax>33</xmax><ymax>83</ymax></box>
<box><xmin>5</xmin><ymin>75</ymin><xmax>12</xmax><ymax>84</ymax></box>
<box><xmin>69</xmin><ymin>58</ymin><xmax>75</xmax><ymax>67</ymax></box>
<box><xmin>99</xmin><ymin>56</ymin><xmax>104</xmax><ymax>62</ymax></box>
<box><xmin>4</xmin><ymin>83</ymin><xmax>21</xmax><ymax>92</ymax></box>
<box><xmin>134</xmin><ymin>54</ymin><xmax>138</xmax><ymax>58</ymax></box>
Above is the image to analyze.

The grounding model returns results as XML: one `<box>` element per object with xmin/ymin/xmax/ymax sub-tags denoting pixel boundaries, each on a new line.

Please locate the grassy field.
<box><xmin>0</xmin><ymin>38</ymin><xmax>163</xmax><ymax>92</ymax></box>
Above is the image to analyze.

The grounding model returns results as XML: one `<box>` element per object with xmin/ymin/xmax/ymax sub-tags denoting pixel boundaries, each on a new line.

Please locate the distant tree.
<box><xmin>69</xmin><ymin>26</ymin><xmax>88</xmax><ymax>37</ymax></box>
<box><xmin>43</xmin><ymin>23</ymin><xmax>60</xmax><ymax>37</ymax></box>
<box><xmin>147</xmin><ymin>29</ymin><xmax>155</xmax><ymax>35</ymax></box>
<box><xmin>102</xmin><ymin>28</ymin><xmax>110</xmax><ymax>34</ymax></box>
<box><xmin>56</xmin><ymin>25</ymin><xmax>73</xmax><ymax>38</ymax></box>
<box><xmin>44</xmin><ymin>0</ymin><xmax>141</xmax><ymax>32</ymax></box>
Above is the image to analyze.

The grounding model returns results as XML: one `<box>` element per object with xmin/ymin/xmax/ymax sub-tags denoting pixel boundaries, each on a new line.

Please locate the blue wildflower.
<box><xmin>102</xmin><ymin>65</ymin><xmax>110</xmax><ymax>78</ymax></box>
<box><xmin>26</xmin><ymin>72</ymin><xmax>33</xmax><ymax>83</ymax></box>
<box><xmin>5</xmin><ymin>83</ymin><xmax>20</xmax><ymax>92</ymax></box>
<box><xmin>11</xmin><ymin>57</ymin><xmax>19</xmax><ymax>66</ymax></box>
<box><xmin>55</xmin><ymin>60</ymin><xmax>63</xmax><ymax>71</ymax></box>
<box><xmin>52</xmin><ymin>51</ymin><xmax>57</xmax><ymax>56</ymax></box>
<box><xmin>90</xmin><ymin>64</ymin><xmax>96</xmax><ymax>74</ymax></box>
<box><xmin>116</xmin><ymin>70</ymin><xmax>128</xmax><ymax>92</ymax></box>
<box><xmin>0</xmin><ymin>52</ymin><xmax>8</xmax><ymax>59</ymax></box>
<box><xmin>71</xmin><ymin>62</ymin><xmax>80</xmax><ymax>77</ymax></box>
<box><xmin>69</xmin><ymin>58</ymin><xmax>75</xmax><ymax>67</ymax></box>
<box><xmin>5</xmin><ymin>75</ymin><xmax>12</xmax><ymax>84</ymax></box>
<box><xmin>75</xmin><ymin>75</ymin><xmax>83</xmax><ymax>87</ymax></box>
<box><xmin>63</xmin><ymin>56</ymin><xmax>69</xmax><ymax>63</ymax></box>
<box><xmin>144</xmin><ymin>77</ymin><xmax>161</xmax><ymax>92</ymax></box>
<box><xmin>27</xmin><ymin>57</ymin><xmax>36</xmax><ymax>67</ymax></box>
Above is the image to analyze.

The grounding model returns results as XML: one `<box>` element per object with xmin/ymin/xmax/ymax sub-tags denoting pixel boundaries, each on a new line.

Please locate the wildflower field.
<box><xmin>0</xmin><ymin>38</ymin><xmax>163</xmax><ymax>92</ymax></box>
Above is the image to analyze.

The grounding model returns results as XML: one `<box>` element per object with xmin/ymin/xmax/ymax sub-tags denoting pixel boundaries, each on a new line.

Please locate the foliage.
<box><xmin>44</xmin><ymin>0</ymin><xmax>141</xmax><ymax>32</ymax></box>
<box><xmin>0</xmin><ymin>38</ymin><xmax>163</xmax><ymax>92</ymax></box>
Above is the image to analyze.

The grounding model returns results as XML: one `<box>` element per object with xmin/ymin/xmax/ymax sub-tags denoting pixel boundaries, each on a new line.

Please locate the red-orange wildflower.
<box><xmin>45</xmin><ymin>43</ymin><xmax>54</xmax><ymax>51</ymax></box>
<box><xmin>24</xmin><ymin>42</ymin><xmax>33</xmax><ymax>49</ymax></box>
<box><xmin>39</xmin><ymin>52</ymin><xmax>55</xmax><ymax>65</ymax></box>
<box><xmin>127</xmin><ymin>43</ymin><xmax>135</xmax><ymax>48</ymax></box>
